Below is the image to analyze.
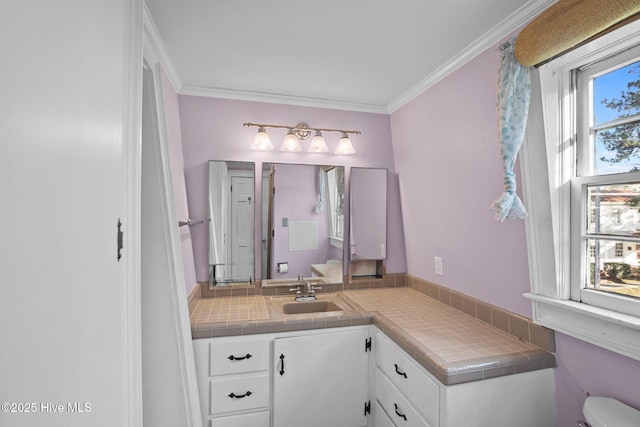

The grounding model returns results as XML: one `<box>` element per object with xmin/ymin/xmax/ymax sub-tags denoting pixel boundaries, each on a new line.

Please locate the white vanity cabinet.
<box><xmin>373</xmin><ymin>331</ymin><xmax>556</xmax><ymax>427</ymax></box>
<box><xmin>193</xmin><ymin>326</ymin><xmax>372</xmax><ymax>427</ymax></box>
<box><xmin>193</xmin><ymin>326</ymin><xmax>554</xmax><ymax>427</ymax></box>
<box><xmin>272</xmin><ymin>328</ymin><xmax>371</xmax><ymax>427</ymax></box>
<box><xmin>193</xmin><ymin>335</ymin><xmax>271</xmax><ymax>427</ymax></box>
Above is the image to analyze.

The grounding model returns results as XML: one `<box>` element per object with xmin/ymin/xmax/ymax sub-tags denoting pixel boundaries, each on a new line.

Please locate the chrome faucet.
<box><xmin>289</xmin><ymin>274</ymin><xmax>322</xmax><ymax>301</ymax></box>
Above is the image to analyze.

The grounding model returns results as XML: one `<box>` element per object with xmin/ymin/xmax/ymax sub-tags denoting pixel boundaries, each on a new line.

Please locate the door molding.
<box><xmin>124</xmin><ymin>0</ymin><xmax>144</xmax><ymax>425</ymax></box>
<box><xmin>138</xmin><ymin>11</ymin><xmax>202</xmax><ymax>426</ymax></box>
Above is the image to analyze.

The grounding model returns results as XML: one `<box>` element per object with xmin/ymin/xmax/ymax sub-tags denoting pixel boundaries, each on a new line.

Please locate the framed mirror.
<box><xmin>261</xmin><ymin>163</ymin><xmax>345</xmax><ymax>286</ymax></box>
<box><xmin>208</xmin><ymin>160</ymin><xmax>255</xmax><ymax>286</ymax></box>
<box><xmin>350</xmin><ymin>167</ymin><xmax>387</xmax><ymax>260</ymax></box>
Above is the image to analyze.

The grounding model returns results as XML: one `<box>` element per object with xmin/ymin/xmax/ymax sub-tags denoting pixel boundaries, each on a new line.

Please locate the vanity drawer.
<box><xmin>376</xmin><ymin>332</ymin><xmax>439</xmax><ymax>424</ymax></box>
<box><xmin>209</xmin><ymin>337</ymin><xmax>270</xmax><ymax>376</ymax></box>
<box><xmin>209</xmin><ymin>372</ymin><xmax>269</xmax><ymax>415</ymax></box>
<box><xmin>376</xmin><ymin>368</ymin><xmax>431</xmax><ymax>427</ymax></box>
<box><xmin>373</xmin><ymin>399</ymin><xmax>396</xmax><ymax>427</ymax></box>
<box><xmin>209</xmin><ymin>410</ymin><xmax>270</xmax><ymax>427</ymax></box>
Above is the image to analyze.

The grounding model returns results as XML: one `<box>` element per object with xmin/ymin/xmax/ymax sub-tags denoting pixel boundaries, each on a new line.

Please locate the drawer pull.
<box><xmin>394</xmin><ymin>403</ymin><xmax>408</xmax><ymax>421</ymax></box>
<box><xmin>228</xmin><ymin>391</ymin><xmax>253</xmax><ymax>399</ymax></box>
<box><xmin>394</xmin><ymin>363</ymin><xmax>408</xmax><ymax>379</ymax></box>
<box><xmin>227</xmin><ymin>353</ymin><xmax>253</xmax><ymax>361</ymax></box>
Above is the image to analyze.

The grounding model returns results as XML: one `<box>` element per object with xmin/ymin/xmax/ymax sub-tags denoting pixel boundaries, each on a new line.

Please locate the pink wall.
<box><xmin>177</xmin><ymin>96</ymin><xmax>406</xmax><ymax>283</ymax></box>
<box><xmin>390</xmin><ymin>39</ymin><xmax>640</xmax><ymax>426</ymax></box>
<box><xmin>161</xmin><ymin>71</ymin><xmax>198</xmax><ymax>295</ymax></box>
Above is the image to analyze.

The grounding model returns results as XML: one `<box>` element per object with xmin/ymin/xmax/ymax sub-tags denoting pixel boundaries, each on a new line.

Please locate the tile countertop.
<box><xmin>189</xmin><ymin>287</ymin><xmax>555</xmax><ymax>385</ymax></box>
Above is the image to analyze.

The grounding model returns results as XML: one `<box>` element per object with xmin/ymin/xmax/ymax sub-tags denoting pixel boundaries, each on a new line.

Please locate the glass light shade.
<box><xmin>335</xmin><ymin>135</ymin><xmax>356</xmax><ymax>154</ymax></box>
<box><xmin>308</xmin><ymin>131</ymin><xmax>329</xmax><ymax>153</ymax></box>
<box><xmin>251</xmin><ymin>127</ymin><xmax>273</xmax><ymax>150</ymax></box>
<box><xmin>280</xmin><ymin>130</ymin><xmax>302</xmax><ymax>152</ymax></box>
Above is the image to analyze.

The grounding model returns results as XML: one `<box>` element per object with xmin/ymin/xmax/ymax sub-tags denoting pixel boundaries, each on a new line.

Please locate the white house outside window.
<box><xmin>522</xmin><ymin>19</ymin><xmax>640</xmax><ymax>360</ymax></box>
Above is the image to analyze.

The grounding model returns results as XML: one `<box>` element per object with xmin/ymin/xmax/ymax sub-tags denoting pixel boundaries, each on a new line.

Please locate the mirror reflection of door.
<box><xmin>209</xmin><ymin>161</ymin><xmax>255</xmax><ymax>285</ymax></box>
<box><xmin>229</xmin><ymin>173</ymin><xmax>253</xmax><ymax>281</ymax></box>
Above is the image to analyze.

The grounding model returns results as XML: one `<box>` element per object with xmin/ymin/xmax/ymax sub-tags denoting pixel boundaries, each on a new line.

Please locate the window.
<box><xmin>326</xmin><ymin>167</ymin><xmax>344</xmax><ymax>245</ymax></box>
<box><xmin>522</xmin><ymin>19</ymin><xmax>640</xmax><ymax>361</ymax></box>
<box><xmin>572</xmin><ymin>49</ymin><xmax>640</xmax><ymax>315</ymax></box>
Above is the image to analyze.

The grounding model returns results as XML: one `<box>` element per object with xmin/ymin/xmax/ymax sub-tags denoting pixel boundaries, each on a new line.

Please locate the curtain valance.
<box><xmin>515</xmin><ymin>0</ymin><xmax>640</xmax><ymax>67</ymax></box>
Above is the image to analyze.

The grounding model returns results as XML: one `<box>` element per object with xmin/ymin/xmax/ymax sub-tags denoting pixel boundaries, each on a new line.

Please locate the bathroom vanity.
<box><xmin>190</xmin><ymin>288</ymin><xmax>556</xmax><ymax>427</ymax></box>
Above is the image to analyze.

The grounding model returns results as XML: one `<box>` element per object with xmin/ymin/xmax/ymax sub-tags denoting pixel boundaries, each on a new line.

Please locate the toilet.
<box><xmin>582</xmin><ymin>396</ymin><xmax>640</xmax><ymax>427</ymax></box>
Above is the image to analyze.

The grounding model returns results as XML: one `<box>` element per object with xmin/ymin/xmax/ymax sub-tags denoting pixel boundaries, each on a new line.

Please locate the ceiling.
<box><xmin>145</xmin><ymin>0</ymin><xmax>552</xmax><ymax>113</ymax></box>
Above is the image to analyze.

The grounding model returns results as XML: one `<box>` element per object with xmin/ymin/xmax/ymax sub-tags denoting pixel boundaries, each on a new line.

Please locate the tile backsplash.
<box><xmin>405</xmin><ymin>274</ymin><xmax>556</xmax><ymax>353</ymax></box>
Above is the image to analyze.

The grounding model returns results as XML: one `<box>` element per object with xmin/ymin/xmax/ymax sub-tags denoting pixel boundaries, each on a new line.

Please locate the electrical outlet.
<box><xmin>434</xmin><ymin>256</ymin><xmax>444</xmax><ymax>276</ymax></box>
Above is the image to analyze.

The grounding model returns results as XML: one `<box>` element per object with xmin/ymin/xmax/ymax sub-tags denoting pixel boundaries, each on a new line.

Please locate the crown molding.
<box><xmin>143</xmin><ymin>0</ymin><xmax>554</xmax><ymax>115</ymax></box>
<box><xmin>386</xmin><ymin>0</ymin><xmax>556</xmax><ymax>113</ymax></box>
<box><xmin>142</xmin><ymin>5</ymin><xmax>182</xmax><ymax>93</ymax></box>
<box><xmin>178</xmin><ymin>84</ymin><xmax>390</xmax><ymax>114</ymax></box>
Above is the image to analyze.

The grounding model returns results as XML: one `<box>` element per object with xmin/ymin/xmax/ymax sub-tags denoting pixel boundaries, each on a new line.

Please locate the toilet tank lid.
<box><xmin>584</xmin><ymin>397</ymin><xmax>640</xmax><ymax>427</ymax></box>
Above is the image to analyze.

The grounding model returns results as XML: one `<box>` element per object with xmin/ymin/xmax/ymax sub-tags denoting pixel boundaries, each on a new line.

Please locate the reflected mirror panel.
<box><xmin>209</xmin><ymin>161</ymin><xmax>255</xmax><ymax>286</ymax></box>
<box><xmin>350</xmin><ymin>168</ymin><xmax>387</xmax><ymax>260</ymax></box>
<box><xmin>262</xmin><ymin>163</ymin><xmax>344</xmax><ymax>285</ymax></box>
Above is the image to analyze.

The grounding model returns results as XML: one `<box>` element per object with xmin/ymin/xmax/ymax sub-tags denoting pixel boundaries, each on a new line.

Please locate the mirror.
<box><xmin>262</xmin><ymin>163</ymin><xmax>345</xmax><ymax>285</ymax></box>
<box><xmin>350</xmin><ymin>168</ymin><xmax>387</xmax><ymax>260</ymax></box>
<box><xmin>208</xmin><ymin>161</ymin><xmax>255</xmax><ymax>286</ymax></box>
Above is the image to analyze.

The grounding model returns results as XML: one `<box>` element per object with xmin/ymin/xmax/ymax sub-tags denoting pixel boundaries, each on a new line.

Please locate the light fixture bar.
<box><xmin>243</xmin><ymin>122</ymin><xmax>361</xmax><ymax>137</ymax></box>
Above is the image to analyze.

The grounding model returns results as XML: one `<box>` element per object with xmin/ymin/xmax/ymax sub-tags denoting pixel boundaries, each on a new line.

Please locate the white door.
<box><xmin>273</xmin><ymin>330</ymin><xmax>370</xmax><ymax>427</ymax></box>
<box><xmin>229</xmin><ymin>174</ymin><xmax>254</xmax><ymax>282</ymax></box>
<box><xmin>0</xmin><ymin>1</ymin><xmax>141</xmax><ymax>426</ymax></box>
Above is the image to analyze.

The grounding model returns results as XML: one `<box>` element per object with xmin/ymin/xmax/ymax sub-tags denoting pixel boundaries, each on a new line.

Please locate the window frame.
<box><xmin>522</xmin><ymin>19</ymin><xmax>640</xmax><ymax>361</ymax></box>
<box><xmin>326</xmin><ymin>167</ymin><xmax>344</xmax><ymax>249</ymax></box>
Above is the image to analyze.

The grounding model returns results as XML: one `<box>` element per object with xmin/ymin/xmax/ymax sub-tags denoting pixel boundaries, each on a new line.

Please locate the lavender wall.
<box><xmin>390</xmin><ymin>39</ymin><xmax>640</xmax><ymax>425</ymax></box>
<box><xmin>177</xmin><ymin>96</ymin><xmax>406</xmax><ymax>283</ymax></box>
<box><xmin>161</xmin><ymin>71</ymin><xmax>198</xmax><ymax>295</ymax></box>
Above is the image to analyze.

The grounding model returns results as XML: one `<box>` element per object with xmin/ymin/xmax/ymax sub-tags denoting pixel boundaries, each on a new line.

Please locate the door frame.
<box><xmin>227</xmin><ymin>170</ymin><xmax>255</xmax><ymax>282</ymax></box>
<box><xmin>122</xmin><ymin>5</ymin><xmax>203</xmax><ymax>425</ymax></box>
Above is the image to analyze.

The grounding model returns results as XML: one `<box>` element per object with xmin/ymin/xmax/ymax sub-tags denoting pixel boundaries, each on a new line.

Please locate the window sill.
<box><xmin>524</xmin><ymin>293</ymin><xmax>640</xmax><ymax>361</ymax></box>
<box><xmin>329</xmin><ymin>236</ymin><xmax>343</xmax><ymax>250</ymax></box>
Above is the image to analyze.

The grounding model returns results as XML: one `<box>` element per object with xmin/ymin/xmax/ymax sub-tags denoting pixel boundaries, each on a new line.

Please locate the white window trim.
<box><xmin>521</xmin><ymin>19</ymin><xmax>640</xmax><ymax>361</ymax></box>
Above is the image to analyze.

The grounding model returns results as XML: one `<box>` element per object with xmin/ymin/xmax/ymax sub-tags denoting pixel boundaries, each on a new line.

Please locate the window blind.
<box><xmin>515</xmin><ymin>0</ymin><xmax>640</xmax><ymax>67</ymax></box>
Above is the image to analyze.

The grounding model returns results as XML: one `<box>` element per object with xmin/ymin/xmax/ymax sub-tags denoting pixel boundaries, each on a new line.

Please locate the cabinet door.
<box><xmin>273</xmin><ymin>329</ymin><xmax>370</xmax><ymax>427</ymax></box>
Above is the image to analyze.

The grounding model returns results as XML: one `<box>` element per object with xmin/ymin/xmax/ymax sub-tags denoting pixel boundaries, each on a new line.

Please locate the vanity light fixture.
<box><xmin>335</xmin><ymin>133</ymin><xmax>356</xmax><ymax>155</ymax></box>
<box><xmin>281</xmin><ymin>129</ymin><xmax>302</xmax><ymax>152</ymax></box>
<box><xmin>308</xmin><ymin>130</ymin><xmax>329</xmax><ymax>153</ymax></box>
<box><xmin>244</xmin><ymin>122</ymin><xmax>360</xmax><ymax>154</ymax></box>
<box><xmin>250</xmin><ymin>126</ymin><xmax>274</xmax><ymax>151</ymax></box>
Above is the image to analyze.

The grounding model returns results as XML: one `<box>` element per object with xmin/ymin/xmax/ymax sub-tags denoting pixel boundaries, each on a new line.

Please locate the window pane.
<box><xmin>587</xmin><ymin>182</ymin><xmax>640</xmax><ymax>236</ymax></box>
<box><xmin>593</xmin><ymin>60</ymin><xmax>640</xmax><ymax>126</ymax></box>
<box><xmin>587</xmin><ymin>238</ymin><xmax>640</xmax><ymax>298</ymax></box>
<box><xmin>592</xmin><ymin>59</ymin><xmax>640</xmax><ymax>175</ymax></box>
<box><xmin>595</xmin><ymin>122</ymin><xmax>640</xmax><ymax>175</ymax></box>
